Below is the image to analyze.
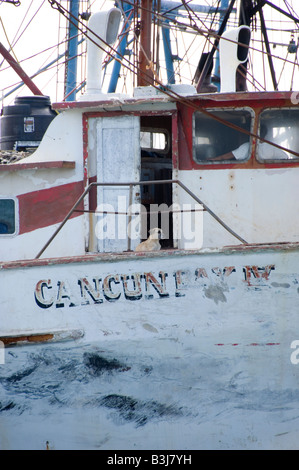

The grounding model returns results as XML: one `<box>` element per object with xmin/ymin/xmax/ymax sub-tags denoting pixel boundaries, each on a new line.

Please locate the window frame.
<box><xmin>0</xmin><ymin>197</ymin><xmax>19</xmax><ymax>237</ymax></box>
<box><xmin>256</xmin><ymin>107</ymin><xmax>299</xmax><ymax>164</ymax></box>
<box><xmin>192</xmin><ymin>106</ymin><xmax>255</xmax><ymax>165</ymax></box>
<box><xmin>140</xmin><ymin>127</ymin><xmax>170</xmax><ymax>155</ymax></box>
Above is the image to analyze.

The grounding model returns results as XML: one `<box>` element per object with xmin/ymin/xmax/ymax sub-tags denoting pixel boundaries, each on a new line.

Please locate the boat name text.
<box><xmin>34</xmin><ymin>264</ymin><xmax>275</xmax><ymax>309</ymax></box>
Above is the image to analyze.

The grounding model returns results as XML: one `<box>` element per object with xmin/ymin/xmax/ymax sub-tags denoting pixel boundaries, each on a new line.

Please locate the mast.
<box><xmin>161</xmin><ymin>14</ymin><xmax>176</xmax><ymax>85</ymax></box>
<box><xmin>108</xmin><ymin>1</ymin><xmax>132</xmax><ymax>93</ymax></box>
<box><xmin>138</xmin><ymin>0</ymin><xmax>154</xmax><ymax>86</ymax></box>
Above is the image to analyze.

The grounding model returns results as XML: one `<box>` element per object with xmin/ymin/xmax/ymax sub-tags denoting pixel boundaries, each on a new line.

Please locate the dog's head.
<box><xmin>149</xmin><ymin>227</ymin><xmax>164</xmax><ymax>240</ymax></box>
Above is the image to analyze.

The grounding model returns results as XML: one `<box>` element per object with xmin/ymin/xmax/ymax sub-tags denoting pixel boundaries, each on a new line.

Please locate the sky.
<box><xmin>0</xmin><ymin>0</ymin><xmax>298</xmax><ymax>106</ymax></box>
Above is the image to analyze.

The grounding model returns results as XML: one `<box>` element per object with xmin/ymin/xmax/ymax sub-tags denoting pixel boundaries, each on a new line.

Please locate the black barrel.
<box><xmin>0</xmin><ymin>95</ymin><xmax>57</xmax><ymax>151</ymax></box>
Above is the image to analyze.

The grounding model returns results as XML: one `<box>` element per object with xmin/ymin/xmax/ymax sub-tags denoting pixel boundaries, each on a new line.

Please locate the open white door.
<box><xmin>94</xmin><ymin>115</ymin><xmax>140</xmax><ymax>252</ymax></box>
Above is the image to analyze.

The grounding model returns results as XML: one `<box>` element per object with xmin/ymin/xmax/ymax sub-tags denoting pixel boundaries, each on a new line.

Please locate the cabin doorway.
<box><xmin>140</xmin><ymin>115</ymin><xmax>173</xmax><ymax>248</ymax></box>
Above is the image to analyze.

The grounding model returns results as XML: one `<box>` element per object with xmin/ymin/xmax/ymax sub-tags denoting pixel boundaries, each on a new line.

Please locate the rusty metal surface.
<box><xmin>1</xmin><ymin>240</ymin><xmax>299</xmax><ymax>270</ymax></box>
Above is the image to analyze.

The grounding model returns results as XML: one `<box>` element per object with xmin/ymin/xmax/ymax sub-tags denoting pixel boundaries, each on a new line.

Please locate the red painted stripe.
<box><xmin>215</xmin><ymin>342</ymin><xmax>280</xmax><ymax>346</ymax></box>
<box><xmin>177</xmin><ymin>101</ymin><xmax>299</xmax><ymax>171</ymax></box>
<box><xmin>17</xmin><ymin>180</ymin><xmax>84</xmax><ymax>234</ymax></box>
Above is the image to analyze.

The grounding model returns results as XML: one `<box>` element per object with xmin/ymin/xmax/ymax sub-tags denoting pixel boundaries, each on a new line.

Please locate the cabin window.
<box><xmin>193</xmin><ymin>109</ymin><xmax>253</xmax><ymax>163</ymax></box>
<box><xmin>0</xmin><ymin>198</ymin><xmax>17</xmax><ymax>235</ymax></box>
<box><xmin>140</xmin><ymin>129</ymin><xmax>169</xmax><ymax>154</ymax></box>
<box><xmin>257</xmin><ymin>109</ymin><xmax>299</xmax><ymax>162</ymax></box>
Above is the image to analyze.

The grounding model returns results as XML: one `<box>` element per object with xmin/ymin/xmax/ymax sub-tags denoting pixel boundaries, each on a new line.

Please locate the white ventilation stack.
<box><xmin>82</xmin><ymin>8</ymin><xmax>121</xmax><ymax>100</ymax></box>
<box><xmin>219</xmin><ymin>25</ymin><xmax>251</xmax><ymax>93</ymax></box>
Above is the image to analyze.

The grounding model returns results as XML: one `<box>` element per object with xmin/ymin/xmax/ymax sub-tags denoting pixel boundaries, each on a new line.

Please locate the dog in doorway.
<box><xmin>135</xmin><ymin>228</ymin><xmax>164</xmax><ymax>252</ymax></box>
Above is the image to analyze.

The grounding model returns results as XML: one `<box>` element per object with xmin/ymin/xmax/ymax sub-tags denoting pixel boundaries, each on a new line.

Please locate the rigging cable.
<box><xmin>46</xmin><ymin>0</ymin><xmax>298</xmax><ymax>95</ymax></box>
<box><xmin>0</xmin><ymin>16</ymin><xmax>19</xmax><ymax>62</ymax></box>
<box><xmin>264</xmin><ymin>0</ymin><xmax>299</xmax><ymax>25</ymax></box>
<box><xmin>1</xmin><ymin>0</ymin><xmax>298</xmax><ymax>161</ymax></box>
<box><xmin>2</xmin><ymin>0</ymin><xmax>297</xmax><ymax>97</ymax></box>
<box><xmin>46</xmin><ymin>1</ymin><xmax>299</xmax><ymax>157</ymax></box>
<box><xmin>7</xmin><ymin>0</ymin><xmax>44</xmax><ymax>52</ymax></box>
<box><xmin>176</xmin><ymin>0</ymin><xmax>219</xmax><ymax>83</ymax></box>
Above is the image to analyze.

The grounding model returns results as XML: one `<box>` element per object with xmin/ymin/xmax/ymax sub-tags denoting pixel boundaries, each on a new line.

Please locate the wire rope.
<box><xmin>1</xmin><ymin>0</ymin><xmax>298</xmax><ymax>98</ymax></box>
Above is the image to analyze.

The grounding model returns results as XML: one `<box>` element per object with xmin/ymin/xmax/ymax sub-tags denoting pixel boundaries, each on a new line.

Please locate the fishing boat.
<box><xmin>1</xmin><ymin>0</ymin><xmax>299</xmax><ymax>450</ymax></box>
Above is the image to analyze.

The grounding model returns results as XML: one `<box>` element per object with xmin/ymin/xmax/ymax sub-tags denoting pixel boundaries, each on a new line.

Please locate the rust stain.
<box><xmin>0</xmin><ymin>333</ymin><xmax>54</xmax><ymax>346</ymax></box>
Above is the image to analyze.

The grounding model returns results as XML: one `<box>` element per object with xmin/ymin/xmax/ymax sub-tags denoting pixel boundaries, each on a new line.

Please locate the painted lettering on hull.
<box><xmin>34</xmin><ymin>265</ymin><xmax>275</xmax><ymax>309</ymax></box>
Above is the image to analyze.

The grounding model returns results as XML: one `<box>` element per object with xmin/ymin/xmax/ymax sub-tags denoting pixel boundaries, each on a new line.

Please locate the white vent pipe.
<box><xmin>219</xmin><ymin>25</ymin><xmax>251</xmax><ymax>93</ymax></box>
<box><xmin>85</xmin><ymin>8</ymin><xmax>121</xmax><ymax>97</ymax></box>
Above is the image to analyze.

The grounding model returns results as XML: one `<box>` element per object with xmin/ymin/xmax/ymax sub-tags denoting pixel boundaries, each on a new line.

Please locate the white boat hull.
<box><xmin>1</xmin><ymin>243</ymin><xmax>299</xmax><ymax>449</ymax></box>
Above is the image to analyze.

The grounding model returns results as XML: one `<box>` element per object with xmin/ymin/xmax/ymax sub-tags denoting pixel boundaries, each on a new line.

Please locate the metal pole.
<box><xmin>160</xmin><ymin>1</ymin><xmax>233</xmax><ymax>15</ymax></box>
<box><xmin>212</xmin><ymin>0</ymin><xmax>229</xmax><ymax>90</ymax></box>
<box><xmin>35</xmin><ymin>179</ymin><xmax>247</xmax><ymax>258</ymax></box>
<box><xmin>65</xmin><ymin>0</ymin><xmax>80</xmax><ymax>101</ymax></box>
<box><xmin>0</xmin><ymin>42</ymin><xmax>43</xmax><ymax>96</ymax></box>
<box><xmin>258</xmin><ymin>2</ymin><xmax>278</xmax><ymax>90</ymax></box>
<box><xmin>35</xmin><ymin>182</ymin><xmax>93</xmax><ymax>259</ymax></box>
<box><xmin>161</xmin><ymin>18</ymin><xmax>175</xmax><ymax>84</ymax></box>
<box><xmin>138</xmin><ymin>0</ymin><xmax>154</xmax><ymax>86</ymax></box>
<box><xmin>196</xmin><ymin>0</ymin><xmax>236</xmax><ymax>92</ymax></box>
<box><xmin>1</xmin><ymin>39</ymin><xmax>85</xmax><ymax>101</ymax></box>
<box><xmin>108</xmin><ymin>2</ymin><xmax>132</xmax><ymax>93</ymax></box>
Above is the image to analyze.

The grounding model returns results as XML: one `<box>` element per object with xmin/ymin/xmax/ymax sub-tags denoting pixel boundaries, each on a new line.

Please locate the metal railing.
<box><xmin>35</xmin><ymin>179</ymin><xmax>248</xmax><ymax>259</ymax></box>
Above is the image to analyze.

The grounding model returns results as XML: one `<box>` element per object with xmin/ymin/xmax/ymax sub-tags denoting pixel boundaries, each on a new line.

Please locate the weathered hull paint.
<box><xmin>1</xmin><ymin>243</ymin><xmax>299</xmax><ymax>449</ymax></box>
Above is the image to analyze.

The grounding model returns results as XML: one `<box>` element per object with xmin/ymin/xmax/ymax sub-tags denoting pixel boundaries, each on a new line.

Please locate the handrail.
<box><xmin>35</xmin><ymin>179</ymin><xmax>248</xmax><ymax>259</ymax></box>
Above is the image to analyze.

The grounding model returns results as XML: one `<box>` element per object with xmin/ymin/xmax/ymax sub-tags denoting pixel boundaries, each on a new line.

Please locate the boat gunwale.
<box><xmin>1</xmin><ymin>241</ymin><xmax>299</xmax><ymax>270</ymax></box>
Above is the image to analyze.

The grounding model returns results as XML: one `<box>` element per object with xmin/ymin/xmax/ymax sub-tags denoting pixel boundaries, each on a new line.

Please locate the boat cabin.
<box><xmin>1</xmin><ymin>87</ymin><xmax>299</xmax><ymax>262</ymax></box>
<box><xmin>1</xmin><ymin>8</ymin><xmax>299</xmax><ymax>262</ymax></box>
